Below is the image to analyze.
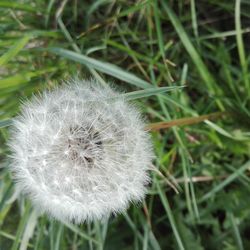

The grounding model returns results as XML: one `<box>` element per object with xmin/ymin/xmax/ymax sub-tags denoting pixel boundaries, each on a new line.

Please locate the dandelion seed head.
<box><xmin>8</xmin><ymin>79</ymin><xmax>154</xmax><ymax>223</ymax></box>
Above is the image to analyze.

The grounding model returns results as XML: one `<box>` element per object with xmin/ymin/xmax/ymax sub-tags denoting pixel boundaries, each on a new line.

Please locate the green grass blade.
<box><xmin>123</xmin><ymin>212</ymin><xmax>143</xmax><ymax>242</ymax></box>
<box><xmin>0</xmin><ymin>119</ymin><xmax>12</xmax><ymax>128</ymax></box>
<box><xmin>57</xmin><ymin>18</ymin><xmax>81</xmax><ymax>53</ymax></box>
<box><xmin>153</xmin><ymin>0</ymin><xmax>164</xmax><ymax>60</ymax></box>
<box><xmin>0</xmin><ymin>68</ymin><xmax>58</xmax><ymax>90</ymax></box>
<box><xmin>180</xmin><ymin>149</ymin><xmax>193</xmax><ymax>219</ymax></box>
<box><xmin>11</xmin><ymin>202</ymin><xmax>32</xmax><ymax>250</ymax></box>
<box><xmin>33</xmin><ymin>218</ymin><xmax>46</xmax><ymax>250</ymax></box>
<box><xmin>199</xmin><ymin>28</ymin><xmax>250</xmax><ymax>40</ymax></box>
<box><xmin>123</xmin><ymin>86</ymin><xmax>184</xmax><ymax>100</ymax></box>
<box><xmin>45</xmin><ymin>0</ymin><xmax>56</xmax><ymax>27</ymax></box>
<box><xmin>0</xmin><ymin>181</ymin><xmax>13</xmax><ymax>213</ymax></box>
<box><xmin>0</xmin><ymin>231</ymin><xmax>33</xmax><ymax>248</ymax></box>
<box><xmin>205</xmin><ymin>120</ymin><xmax>248</xmax><ymax>141</ymax></box>
<box><xmin>0</xmin><ymin>2</ymin><xmax>37</xmax><ymax>12</ymax></box>
<box><xmin>153</xmin><ymin>0</ymin><xmax>172</xmax><ymax>82</ymax></box>
<box><xmin>48</xmin><ymin>48</ymin><xmax>152</xmax><ymax>88</ymax></box>
<box><xmin>190</xmin><ymin>0</ymin><xmax>199</xmax><ymax>39</ymax></box>
<box><xmin>156</xmin><ymin>182</ymin><xmax>185</xmax><ymax>250</ymax></box>
<box><xmin>116</xmin><ymin>0</ymin><xmax>151</xmax><ymax>18</ymax></box>
<box><xmin>199</xmin><ymin>160</ymin><xmax>250</xmax><ymax>202</ymax></box>
<box><xmin>53</xmin><ymin>224</ymin><xmax>64</xmax><ymax>250</ymax></box>
<box><xmin>235</xmin><ymin>0</ymin><xmax>250</xmax><ymax>95</ymax></box>
<box><xmin>56</xmin><ymin>17</ymin><xmax>107</xmax><ymax>87</ymax></box>
<box><xmin>63</xmin><ymin>222</ymin><xmax>100</xmax><ymax>245</ymax></box>
<box><xmin>0</xmin><ymin>35</ymin><xmax>31</xmax><ymax>66</ymax></box>
<box><xmin>161</xmin><ymin>1</ymin><xmax>224</xmax><ymax>109</ymax></box>
<box><xmin>229</xmin><ymin>212</ymin><xmax>244</xmax><ymax>250</ymax></box>
<box><xmin>148</xmin><ymin>231</ymin><xmax>161</xmax><ymax>250</ymax></box>
<box><xmin>20</xmin><ymin>209</ymin><xmax>38</xmax><ymax>250</ymax></box>
<box><xmin>205</xmin><ymin>120</ymin><xmax>234</xmax><ymax>138</ymax></box>
<box><xmin>143</xmin><ymin>224</ymin><xmax>149</xmax><ymax>250</ymax></box>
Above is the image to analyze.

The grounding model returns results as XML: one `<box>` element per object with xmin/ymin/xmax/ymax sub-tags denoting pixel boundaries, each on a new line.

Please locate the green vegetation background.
<box><xmin>0</xmin><ymin>0</ymin><xmax>250</xmax><ymax>249</ymax></box>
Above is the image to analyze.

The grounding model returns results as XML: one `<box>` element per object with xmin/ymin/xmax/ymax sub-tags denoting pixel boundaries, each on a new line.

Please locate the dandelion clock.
<box><xmin>8</xmin><ymin>79</ymin><xmax>154</xmax><ymax>224</ymax></box>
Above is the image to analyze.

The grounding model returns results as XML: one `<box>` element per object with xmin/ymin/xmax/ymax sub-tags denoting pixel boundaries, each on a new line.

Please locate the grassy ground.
<box><xmin>0</xmin><ymin>0</ymin><xmax>250</xmax><ymax>249</ymax></box>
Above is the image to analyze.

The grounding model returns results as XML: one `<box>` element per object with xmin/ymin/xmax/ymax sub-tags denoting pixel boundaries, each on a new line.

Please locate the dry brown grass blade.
<box><xmin>145</xmin><ymin>111</ymin><xmax>228</xmax><ymax>131</ymax></box>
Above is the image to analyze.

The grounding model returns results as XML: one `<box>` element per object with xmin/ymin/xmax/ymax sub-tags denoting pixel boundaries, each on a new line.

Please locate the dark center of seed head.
<box><xmin>67</xmin><ymin>126</ymin><xmax>103</xmax><ymax>166</ymax></box>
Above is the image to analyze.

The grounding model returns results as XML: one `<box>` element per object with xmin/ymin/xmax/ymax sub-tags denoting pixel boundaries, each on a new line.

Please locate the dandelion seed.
<box><xmin>8</xmin><ymin>79</ymin><xmax>154</xmax><ymax>224</ymax></box>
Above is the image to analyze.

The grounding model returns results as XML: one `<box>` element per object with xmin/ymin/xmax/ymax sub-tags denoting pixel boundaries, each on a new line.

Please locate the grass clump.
<box><xmin>0</xmin><ymin>0</ymin><xmax>250</xmax><ymax>249</ymax></box>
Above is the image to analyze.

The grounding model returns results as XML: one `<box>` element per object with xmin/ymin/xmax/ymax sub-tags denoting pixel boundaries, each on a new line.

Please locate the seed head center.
<box><xmin>66</xmin><ymin>126</ymin><xmax>103</xmax><ymax>166</ymax></box>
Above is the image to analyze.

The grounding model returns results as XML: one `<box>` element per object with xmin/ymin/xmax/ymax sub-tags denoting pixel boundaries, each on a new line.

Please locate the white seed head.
<box><xmin>8</xmin><ymin>79</ymin><xmax>154</xmax><ymax>223</ymax></box>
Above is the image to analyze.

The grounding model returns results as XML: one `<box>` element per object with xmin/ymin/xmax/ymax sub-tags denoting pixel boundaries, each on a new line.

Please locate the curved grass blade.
<box><xmin>48</xmin><ymin>48</ymin><xmax>152</xmax><ymax>89</ymax></box>
<box><xmin>123</xmin><ymin>86</ymin><xmax>184</xmax><ymax>100</ymax></box>
<box><xmin>0</xmin><ymin>35</ymin><xmax>31</xmax><ymax>66</ymax></box>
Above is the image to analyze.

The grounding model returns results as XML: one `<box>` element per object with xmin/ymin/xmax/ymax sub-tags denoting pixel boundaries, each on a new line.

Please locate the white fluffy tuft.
<box><xmin>8</xmin><ymin>79</ymin><xmax>154</xmax><ymax>224</ymax></box>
